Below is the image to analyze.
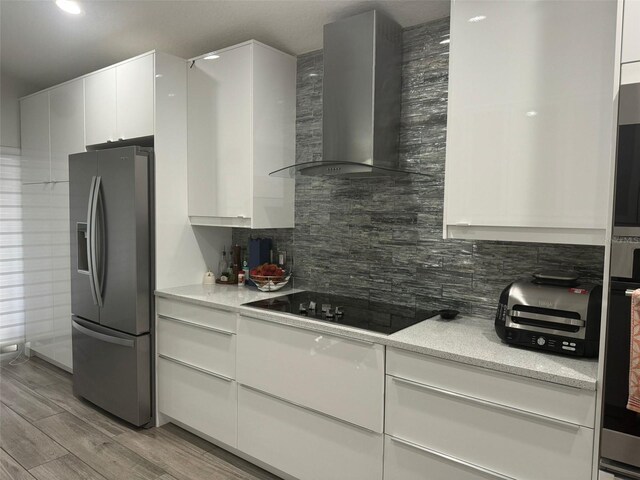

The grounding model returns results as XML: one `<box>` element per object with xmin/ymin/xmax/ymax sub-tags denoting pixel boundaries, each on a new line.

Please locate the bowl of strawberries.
<box><xmin>249</xmin><ymin>263</ymin><xmax>291</xmax><ymax>292</ymax></box>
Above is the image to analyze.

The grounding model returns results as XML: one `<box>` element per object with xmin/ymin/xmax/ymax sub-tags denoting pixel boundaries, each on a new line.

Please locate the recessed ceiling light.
<box><xmin>439</xmin><ymin>39</ymin><xmax>450</xmax><ymax>44</ymax></box>
<box><xmin>525</xmin><ymin>111</ymin><xmax>538</xmax><ymax>117</ymax></box>
<box><xmin>204</xmin><ymin>54</ymin><xmax>220</xmax><ymax>60</ymax></box>
<box><xmin>468</xmin><ymin>15</ymin><xmax>487</xmax><ymax>22</ymax></box>
<box><xmin>55</xmin><ymin>0</ymin><xmax>82</xmax><ymax>15</ymax></box>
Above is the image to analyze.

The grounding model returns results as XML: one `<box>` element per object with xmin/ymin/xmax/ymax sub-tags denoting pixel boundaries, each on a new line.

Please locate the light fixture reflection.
<box><xmin>55</xmin><ymin>0</ymin><xmax>82</xmax><ymax>15</ymax></box>
<box><xmin>204</xmin><ymin>54</ymin><xmax>220</xmax><ymax>60</ymax></box>
<box><xmin>468</xmin><ymin>15</ymin><xmax>487</xmax><ymax>22</ymax></box>
<box><xmin>440</xmin><ymin>39</ymin><xmax>450</xmax><ymax>44</ymax></box>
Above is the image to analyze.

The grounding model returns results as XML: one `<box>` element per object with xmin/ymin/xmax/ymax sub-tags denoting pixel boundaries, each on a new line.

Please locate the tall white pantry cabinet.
<box><xmin>20</xmin><ymin>78</ymin><xmax>84</xmax><ymax>370</ymax></box>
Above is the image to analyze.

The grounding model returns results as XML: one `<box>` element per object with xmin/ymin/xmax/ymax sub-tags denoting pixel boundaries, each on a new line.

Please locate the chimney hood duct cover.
<box><xmin>270</xmin><ymin>10</ymin><xmax>426</xmax><ymax>178</ymax></box>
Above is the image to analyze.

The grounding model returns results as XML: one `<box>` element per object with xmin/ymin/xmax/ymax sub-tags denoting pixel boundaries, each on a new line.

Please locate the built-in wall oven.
<box><xmin>601</xmin><ymin>62</ymin><xmax>640</xmax><ymax>479</ymax></box>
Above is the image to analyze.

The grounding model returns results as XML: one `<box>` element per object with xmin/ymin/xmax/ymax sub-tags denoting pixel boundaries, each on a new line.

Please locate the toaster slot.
<box><xmin>509</xmin><ymin>305</ymin><xmax>584</xmax><ymax>333</ymax></box>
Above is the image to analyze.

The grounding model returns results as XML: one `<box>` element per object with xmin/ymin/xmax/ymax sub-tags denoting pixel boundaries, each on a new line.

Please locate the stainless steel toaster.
<box><xmin>495</xmin><ymin>271</ymin><xmax>602</xmax><ymax>357</ymax></box>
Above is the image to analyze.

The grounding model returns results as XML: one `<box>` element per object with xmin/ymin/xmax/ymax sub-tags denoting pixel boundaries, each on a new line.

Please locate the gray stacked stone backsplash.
<box><xmin>232</xmin><ymin>16</ymin><xmax>604</xmax><ymax>319</ymax></box>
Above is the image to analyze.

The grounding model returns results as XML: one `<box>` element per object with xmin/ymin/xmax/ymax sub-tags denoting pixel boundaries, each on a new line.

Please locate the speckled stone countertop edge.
<box><xmin>154</xmin><ymin>285</ymin><xmax>598</xmax><ymax>391</ymax></box>
<box><xmin>155</xmin><ymin>290</ymin><xmax>239</xmax><ymax>313</ymax></box>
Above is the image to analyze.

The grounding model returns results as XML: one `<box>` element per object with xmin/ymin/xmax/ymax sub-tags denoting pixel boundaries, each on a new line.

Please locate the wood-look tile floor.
<box><xmin>0</xmin><ymin>356</ymin><xmax>281</xmax><ymax>480</ymax></box>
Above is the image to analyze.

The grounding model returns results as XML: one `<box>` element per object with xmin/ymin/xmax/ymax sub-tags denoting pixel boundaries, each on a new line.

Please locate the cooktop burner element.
<box><xmin>243</xmin><ymin>291</ymin><xmax>438</xmax><ymax>335</ymax></box>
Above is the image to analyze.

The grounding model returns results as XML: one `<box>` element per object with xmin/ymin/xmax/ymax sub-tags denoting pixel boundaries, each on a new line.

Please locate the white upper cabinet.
<box><xmin>187</xmin><ymin>41</ymin><xmax>296</xmax><ymax>229</ymax></box>
<box><xmin>85</xmin><ymin>67</ymin><xmax>117</xmax><ymax>145</ymax></box>
<box><xmin>189</xmin><ymin>43</ymin><xmax>252</xmax><ymax>222</ymax></box>
<box><xmin>85</xmin><ymin>53</ymin><xmax>154</xmax><ymax>145</ymax></box>
<box><xmin>49</xmin><ymin>79</ymin><xmax>84</xmax><ymax>182</ymax></box>
<box><xmin>444</xmin><ymin>0</ymin><xmax>617</xmax><ymax>245</ymax></box>
<box><xmin>21</xmin><ymin>78</ymin><xmax>85</xmax><ymax>184</ymax></box>
<box><xmin>116</xmin><ymin>53</ymin><xmax>155</xmax><ymax>140</ymax></box>
<box><xmin>622</xmin><ymin>0</ymin><xmax>640</xmax><ymax>64</ymax></box>
<box><xmin>20</xmin><ymin>91</ymin><xmax>50</xmax><ymax>183</ymax></box>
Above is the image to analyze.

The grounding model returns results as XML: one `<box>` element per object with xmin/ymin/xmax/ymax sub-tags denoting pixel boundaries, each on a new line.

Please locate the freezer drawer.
<box><xmin>72</xmin><ymin>316</ymin><xmax>150</xmax><ymax>426</ymax></box>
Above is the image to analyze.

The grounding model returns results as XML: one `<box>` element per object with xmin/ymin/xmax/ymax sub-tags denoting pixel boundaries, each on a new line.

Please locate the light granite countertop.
<box><xmin>155</xmin><ymin>284</ymin><xmax>598</xmax><ymax>391</ymax></box>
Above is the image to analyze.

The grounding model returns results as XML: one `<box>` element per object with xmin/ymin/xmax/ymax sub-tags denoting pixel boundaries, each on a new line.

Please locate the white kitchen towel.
<box><xmin>628</xmin><ymin>289</ymin><xmax>640</xmax><ymax>413</ymax></box>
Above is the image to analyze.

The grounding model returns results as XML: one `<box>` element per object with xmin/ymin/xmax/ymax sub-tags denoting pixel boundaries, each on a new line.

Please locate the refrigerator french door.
<box><xmin>69</xmin><ymin>146</ymin><xmax>153</xmax><ymax>427</ymax></box>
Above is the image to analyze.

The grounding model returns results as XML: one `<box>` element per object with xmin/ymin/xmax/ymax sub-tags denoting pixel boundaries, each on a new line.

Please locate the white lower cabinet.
<box><xmin>384</xmin><ymin>435</ymin><xmax>502</xmax><ymax>480</ymax></box>
<box><xmin>157</xmin><ymin>298</ymin><xmax>237</xmax><ymax>334</ymax></box>
<box><xmin>387</xmin><ymin>348</ymin><xmax>595</xmax><ymax>428</ymax></box>
<box><xmin>237</xmin><ymin>385</ymin><xmax>383</xmax><ymax>480</ymax></box>
<box><xmin>156</xmin><ymin>299</ymin><xmax>596</xmax><ymax>480</ymax></box>
<box><xmin>157</xmin><ymin>315</ymin><xmax>235</xmax><ymax>378</ymax></box>
<box><xmin>237</xmin><ymin>315</ymin><xmax>385</xmax><ymax>432</ymax></box>
<box><xmin>385</xmin><ymin>375</ymin><xmax>594</xmax><ymax>480</ymax></box>
<box><xmin>158</xmin><ymin>357</ymin><xmax>237</xmax><ymax>447</ymax></box>
<box><xmin>156</xmin><ymin>298</ymin><xmax>237</xmax><ymax>447</ymax></box>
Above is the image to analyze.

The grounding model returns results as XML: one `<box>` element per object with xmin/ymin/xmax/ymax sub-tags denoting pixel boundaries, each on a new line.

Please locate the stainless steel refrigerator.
<box><xmin>69</xmin><ymin>146</ymin><xmax>153</xmax><ymax>427</ymax></box>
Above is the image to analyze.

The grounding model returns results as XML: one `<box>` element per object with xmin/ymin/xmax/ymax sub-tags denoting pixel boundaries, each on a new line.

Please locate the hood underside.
<box><xmin>270</xmin><ymin>161</ymin><xmax>426</xmax><ymax>178</ymax></box>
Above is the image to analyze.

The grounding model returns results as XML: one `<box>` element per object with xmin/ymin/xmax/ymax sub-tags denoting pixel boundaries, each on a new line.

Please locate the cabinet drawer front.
<box><xmin>158</xmin><ymin>357</ymin><xmax>236</xmax><ymax>447</ymax></box>
<box><xmin>237</xmin><ymin>316</ymin><xmax>384</xmax><ymax>432</ymax></box>
<box><xmin>157</xmin><ymin>317</ymin><xmax>235</xmax><ymax>379</ymax></box>
<box><xmin>238</xmin><ymin>385</ymin><xmax>383</xmax><ymax>480</ymax></box>
<box><xmin>156</xmin><ymin>298</ymin><xmax>236</xmax><ymax>334</ymax></box>
<box><xmin>387</xmin><ymin>347</ymin><xmax>595</xmax><ymax>427</ymax></box>
<box><xmin>385</xmin><ymin>376</ymin><xmax>594</xmax><ymax>480</ymax></box>
<box><xmin>384</xmin><ymin>435</ymin><xmax>510</xmax><ymax>480</ymax></box>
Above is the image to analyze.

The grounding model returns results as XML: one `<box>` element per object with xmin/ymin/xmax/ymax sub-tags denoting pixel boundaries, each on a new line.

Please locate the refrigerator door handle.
<box><xmin>89</xmin><ymin>176</ymin><xmax>103</xmax><ymax>307</ymax></box>
<box><xmin>72</xmin><ymin>320</ymin><xmax>134</xmax><ymax>348</ymax></box>
<box><xmin>86</xmin><ymin>176</ymin><xmax>99</xmax><ymax>306</ymax></box>
<box><xmin>96</xmin><ymin>177</ymin><xmax>106</xmax><ymax>302</ymax></box>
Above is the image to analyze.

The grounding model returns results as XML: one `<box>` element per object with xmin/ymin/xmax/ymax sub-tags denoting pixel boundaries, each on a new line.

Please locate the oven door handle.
<box><xmin>508</xmin><ymin>310</ymin><xmax>585</xmax><ymax>327</ymax></box>
<box><xmin>625</xmin><ymin>289</ymin><xmax>637</xmax><ymax>297</ymax></box>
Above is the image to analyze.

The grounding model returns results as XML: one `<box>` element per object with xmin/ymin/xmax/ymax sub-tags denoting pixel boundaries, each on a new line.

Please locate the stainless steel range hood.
<box><xmin>270</xmin><ymin>10</ymin><xmax>426</xmax><ymax>178</ymax></box>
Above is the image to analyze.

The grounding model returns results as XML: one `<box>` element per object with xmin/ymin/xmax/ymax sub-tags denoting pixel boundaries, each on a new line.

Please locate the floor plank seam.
<box><xmin>27</xmin><ymin>452</ymin><xmax>111</xmax><ymax>480</ymax></box>
<box><xmin>1</xmin><ymin>445</ymin><xmax>39</xmax><ymax>476</ymax></box>
<box><xmin>1</xmin><ymin>403</ymin><xmax>74</xmax><ymax>471</ymax></box>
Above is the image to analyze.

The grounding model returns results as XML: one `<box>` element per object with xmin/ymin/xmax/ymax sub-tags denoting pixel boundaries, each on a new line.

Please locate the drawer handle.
<box><xmin>158</xmin><ymin>314</ymin><xmax>234</xmax><ymax>336</ymax></box>
<box><xmin>158</xmin><ymin>354</ymin><xmax>233</xmax><ymax>382</ymax></box>
<box><xmin>390</xmin><ymin>376</ymin><xmax>580</xmax><ymax>430</ymax></box>
<box><xmin>389</xmin><ymin>436</ymin><xmax>516</xmax><ymax>480</ymax></box>
<box><xmin>239</xmin><ymin>383</ymin><xmax>380</xmax><ymax>434</ymax></box>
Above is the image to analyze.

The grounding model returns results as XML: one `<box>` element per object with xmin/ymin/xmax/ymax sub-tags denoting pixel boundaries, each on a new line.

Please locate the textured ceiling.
<box><xmin>0</xmin><ymin>0</ymin><xmax>450</xmax><ymax>94</ymax></box>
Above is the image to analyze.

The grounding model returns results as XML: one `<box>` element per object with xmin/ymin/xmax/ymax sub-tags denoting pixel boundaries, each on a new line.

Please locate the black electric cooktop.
<box><xmin>243</xmin><ymin>291</ymin><xmax>438</xmax><ymax>335</ymax></box>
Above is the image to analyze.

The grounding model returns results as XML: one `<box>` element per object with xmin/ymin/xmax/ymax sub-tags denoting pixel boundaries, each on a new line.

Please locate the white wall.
<box><xmin>154</xmin><ymin>52</ymin><xmax>230</xmax><ymax>289</ymax></box>
<box><xmin>1</xmin><ymin>72</ymin><xmax>36</xmax><ymax>148</ymax></box>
